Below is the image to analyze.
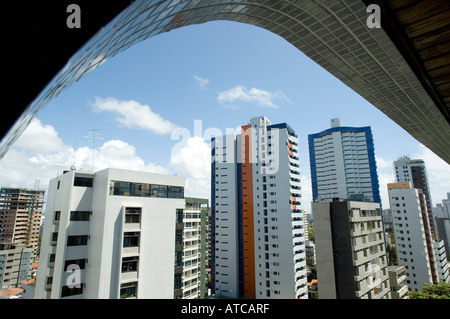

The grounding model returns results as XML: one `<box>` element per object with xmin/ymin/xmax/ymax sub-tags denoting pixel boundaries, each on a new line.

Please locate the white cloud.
<box><xmin>193</xmin><ymin>75</ymin><xmax>209</xmax><ymax>89</ymax></box>
<box><xmin>0</xmin><ymin>121</ymin><xmax>167</xmax><ymax>195</ymax></box>
<box><xmin>90</xmin><ymin>97</ymin><xmax>177</xmax><ymax>134</ymax></box>
<box><xmin>169</xmin><ymin>136</ymin><xmax>211</xmax><ymax>199</ymax></box>
<box><xmin>217</xmin><ymin>86</ymin><xmax>291</xmax><ymax>109</ymax></box>
<box><xmin>375</xmin><ymin>155</ymin><xmax>393</xmax><ymax>170</ymax></box>
<box><xmin>13</xmin><ymin>118</ymin><xmax>67</xmax><ymax>154</ymax></box>
<box><xmin>413</xmin><ymin>144</ymin><xmax>450</xmax><ymax>205</ymax></box>
<box><xmin>374</xmin><ymin>148</ymin><xmax>450</xmax><ymax>209</ymax></box>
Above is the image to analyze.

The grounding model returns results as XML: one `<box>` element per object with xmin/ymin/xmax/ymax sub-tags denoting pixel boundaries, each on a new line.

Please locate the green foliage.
<box><xmin>408</xmin><ymin>283</ymin><xmax>450</xmax><ymax>299</ymax></box>
<box><xmin>307</xmin><ymin>222</ymin><xmax>314</xmax><ymax>243</ymax></box>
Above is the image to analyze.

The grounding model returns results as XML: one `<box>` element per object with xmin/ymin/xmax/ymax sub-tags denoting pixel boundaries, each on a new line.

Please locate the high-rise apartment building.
<box><xmin>394</xmin><ymin>156</ymin><xmax>436</xmax><ymax>237</ymax></box>
<box><xmin>175</xmin><ymin>197</ymin><xmax>210</xmax><ymax>299</ymax></box>
<box><xmin>0</xmin><ymin>188</ymin><xmax>44</xmax><ymax>252</ymax></box>
<box><xmin>387</xmin><ymin>182</ymin><xmax>436</xmax><ymax>291</ymax></box>
<box><xmin>308</xmin><ymin>118</ymin><xmax>381</xmax><ymax>204</ymax></box>
<box><xmin>211</xmin><ymin>116</ymin><xmax>307</xmax><ymax>299</ymax></box>
<box><xmin>436</xmin><ymin>217</ymin><xmax>450</xmax><ymax>256</ymax></box>
<box><xmin>313</xmin><ymin>198</ymin><xmax>390</xmax><ymax>299</ymax></box>
<box><xmin>432</xmin><ymin>240</ymin><xmax>450</xmax><ymax>284</ymax></box>
<box><xmin>34</xmin><ymin>167</ymin><xmax>197</xmax><ymax>299</ymax></box>
<box><xmin>442</xmin><ymin>193</ymin><xmax>450</xmax><ymax>219</ymax></box>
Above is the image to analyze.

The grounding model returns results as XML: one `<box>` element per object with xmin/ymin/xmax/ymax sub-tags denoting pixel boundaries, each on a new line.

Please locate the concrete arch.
<box><xmin>2</xmin><ymin>0</ymin><xmax>449</xmax><ymax>163</ymax></box>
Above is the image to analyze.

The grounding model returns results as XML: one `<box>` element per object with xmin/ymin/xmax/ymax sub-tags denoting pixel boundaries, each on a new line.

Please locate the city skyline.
<box><xmin>0</xmin><ymin>20</ymin><xmax>449</xmax><ymax>216</ymax></box>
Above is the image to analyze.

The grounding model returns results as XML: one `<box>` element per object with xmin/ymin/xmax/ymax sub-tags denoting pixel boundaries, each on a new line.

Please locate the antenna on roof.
<box><xmin>84</xmin><ymin>129</ymin><xmax>103</xmax><ymax>172</ymax></box>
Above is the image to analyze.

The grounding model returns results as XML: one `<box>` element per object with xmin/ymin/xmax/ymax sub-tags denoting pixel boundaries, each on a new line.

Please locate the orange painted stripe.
<box><xmin>241</xmin><ymin>124</ymin><xmax>255</xmax><ymax>299</ymax></box>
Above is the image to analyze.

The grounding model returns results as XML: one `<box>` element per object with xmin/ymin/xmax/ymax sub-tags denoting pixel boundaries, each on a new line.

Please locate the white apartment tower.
<box><xmin>394</xmin><ymin>156</ymin><xmax>436</xmax><ymax>237</ymax></box>
<box><xmin>35</xmin><ymin>168</ymin><xmax>186</xmax><ymax>299</ymax></box>
<box><xmin>387</xmin><ymin>182</ymin><xmax>436</xmax><ymax>291</ymax></box>
<box><xmin>432</xmin><ymin>240</ymin><xmax>450</xmax><ymax>284</ymax></box>
<box><xmin>308</xmin><ymin>118</ymin><xmax>381</xmax><ymax>204</ymax></box>
<box><xmin>211</xmin><ymin>116</ymin><xmax>307</xmax><ymax>299</ymax></box>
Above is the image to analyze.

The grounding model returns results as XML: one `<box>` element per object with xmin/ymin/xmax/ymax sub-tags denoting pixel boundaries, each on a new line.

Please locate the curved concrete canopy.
<box><xmin>2</xmin><ymin>0</ymin><xmax>449</xmax><ymax>164</ymax></box>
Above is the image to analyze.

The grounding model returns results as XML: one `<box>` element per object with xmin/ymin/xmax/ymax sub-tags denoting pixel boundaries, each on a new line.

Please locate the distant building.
<box><xmin>308</xmin><ymin>118</ymin><xmax>381</xmax><ymax>204</ymax></box>
<box><xmin>313</xmin><ymin>198</ymin><xmax>390</xmax><ymax>299</ymax></box>
<box><xmin>0</xmin><ymin>187</ymin><xmax>44</xmax><ymax>252</ymax></box>
<box><xmin>20</xmin><ymin>278</ymin><xmax>36</xmax><ymax>299</ymax></box>
<box><xmin>443</xmin><ymin>193</ymin><xmax>450</xmax><ymax>219</ymax></box>
<box><xmin>394</xmin><ymin>156</ymin><xmax>437</xmax><ymax>237</ymax></box>
<box><xmin>35</xmin><ymin>168</ymin><xmax>190</xmax><ymax>299</ymax></box>
<box><xmin>436</xmin><ymin>217</ymin><xmax>450</xmax><ymax>256</ymax></box>
<box><xmin>0</xmin><ymin>246</ymin><xmax>34</xmax><ymax>289</ymax></box>
<box><xmin>432</xmin><ymin>240</ymin><xmax>450</xmax><ymax>284</ymax></box>
<box><xmin>387</xmin><ymin>266</ymin><xmax>408</xmax><ymax>299</ymax></box>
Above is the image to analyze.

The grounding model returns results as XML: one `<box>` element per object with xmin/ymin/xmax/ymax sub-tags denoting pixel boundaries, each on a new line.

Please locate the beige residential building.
<box><xmin>388</xmin><ymin>266</ymin><xmax>408</xmax><ymax>299</ymax></box>
<box><xmin>314</xmin><ymin>198</ymin><xmax>390</xmax><ymax>299</ymax></box>
<box><xmin>0</xmin><ymin>188</ymin><xmax>44</xmax><ymax>251</ymax></box>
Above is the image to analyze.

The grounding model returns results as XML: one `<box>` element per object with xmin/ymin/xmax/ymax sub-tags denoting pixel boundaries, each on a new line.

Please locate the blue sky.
<box><xmin>1</xmin><ymin>20</ymin><xmax>449</xmax><ymax>215</ymax></box>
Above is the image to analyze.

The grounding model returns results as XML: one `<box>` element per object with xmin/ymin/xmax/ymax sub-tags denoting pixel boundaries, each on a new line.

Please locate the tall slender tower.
<box><xmin>394</xmin><ymin>156</ymin><xmax>436</xmax><ymax>237</ymax></box>
<box><xmin>308</xmin><ymin>118</ymin><xmax>381</xmax><ymax>204</ymax></box>
<box><xmin>387</xmin><ymin>182</ymin><xmax>436</xmax><ymax>290</ymax></box>
<box><xmin>211</xmin><ymin>116</ymin><xmax>307</xmax><ymax>299</ymax></box>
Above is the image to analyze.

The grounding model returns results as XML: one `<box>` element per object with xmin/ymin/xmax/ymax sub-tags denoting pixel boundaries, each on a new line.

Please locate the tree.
<box><xmin>408</xmin><ymin>283</ymin><xmax>450</xmax><ymax>299</ymax></box>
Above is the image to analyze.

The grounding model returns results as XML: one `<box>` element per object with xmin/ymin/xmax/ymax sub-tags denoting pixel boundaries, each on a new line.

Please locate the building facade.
<box><xmin>394</xmin><ymin>156</ymin><xmax>437</xmax><ymax>237</ymax></box>
<box><xmin>211</xmin><ymin>116</ymin><xmax>307</xmax><ymax>299</ymax></box>
<box><xmin>174</xmin><ymin>197</ymin><xmax>210</xmax><ymax>299</ymax></box>
<box><xmin>308</xmin><ymin>118</ymin><xmax>381</xmax><ymax>204</ymax></box>
<box><xmin>387</xmin><ymin>266</ymin><xmax>408</xmax><ymax>299</ymax></box>
<box><xmin>432</xmin><ymin>240</ymin><xmax>450</xmax><ymax>284</ymax></box>
<box><xmin>0</xmin><ymin>246</ymin><xmax>34</xmax><ymax>289</ymax></box>
<box><xmin>387</xmin><ymin>182</ymin><xmax>435</xmax><ymax>291</ymax></box>
<box><xmin>0</xmin><ymin>188</ymin><xmax>44</xmax><ymax>252</ymax></box>
<box><xmin>35</xmin><ymin>168</ymin><xmax>188</xmax><ymax>299</ymax></box>
<box><xmin>436</xmin><ymin>217</ymin><xmax>450</xmax><ymax>257</ymax></box>
<box><xmin>313</xmin><ymin>199</ymin><xmax>390</xmax><ymax>299</ymax></box>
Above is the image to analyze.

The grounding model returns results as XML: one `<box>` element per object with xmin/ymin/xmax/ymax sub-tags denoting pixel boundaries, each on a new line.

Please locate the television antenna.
<box><xmin>84</xmin><ymin>129</ymin><xmax>103</xmax><ymax>172</ymax></box>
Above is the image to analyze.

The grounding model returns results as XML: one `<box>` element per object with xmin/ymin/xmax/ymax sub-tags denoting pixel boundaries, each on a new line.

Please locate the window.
<box><xmin>54</xmin><ymin>211</ymin><xmax>61</xmax><ymax>221</ymax></box>
<box><xmin>110</xmin><ymin>181</ymin><xmax>184</xmax><ymax>199</ymax></box>
<box><xmin>123</xmin><ymin>232</ymin><xmax>140</xmax><ymax>247</ymax></box>
<box><xmin>151</xmin><ymin>185</ymin><xmax>168</xmax><ymax>198</ymax></box>
<box><xmin>64</xmin><ymin>259</ymin><xmax>86</xmax><ymax>271</ymax></box>
<box><xmin>61</xmin><ymin>285</ymin><xmax>83</xmax><ymax>297</ymax></box>
<box><xmin>67</xmin><ymin>235</ymin><xmax>88</xmax><ymax>246</ymax></box>
<box><xmin>122</xmin><ymin>256</ymin><xmax>139</xmax><ymax>273</ymax></box>
<box><xmin>168</xmin><ymin>186</ymin><xmax>184</xmax><ymax>198</ymax></box>
<box><xmin>70</xmin><ymin>211</ymin><xmax>91</xmax><ymax>221</ymax></box>
<box><xmin>120</xmin><ymin>282</ymin><xmax>137</xmax><ymax>298</ymax></box>
<box><xmin>73</xmin><ymin>176</ymin><xmax>93</xmax><ymax>187</ymax></box>
<box><xmin>125</xmin><ymin>207</ymin><xmax>141</xmax><ymax>223</ymax></box>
